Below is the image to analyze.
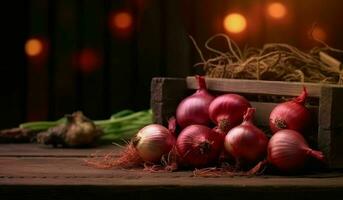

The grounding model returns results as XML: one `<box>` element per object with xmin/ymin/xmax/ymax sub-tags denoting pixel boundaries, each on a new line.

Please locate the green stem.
<box><xmin>17</xmin><ymin>109</ymin><xmax>152</xmax><ymax>141</ymax></box>
<box><xmin>100</xmin><ymin>129</ymin><xmax>138</xmax><ymax>140</ymax></box>
<box><xmin>19</xmin><ymin>121</ymin><xmax>61</xmax><ymax>130</ymax></box>
<box><xmin>110</xmin><ymin>110</ymin><xmax>134</xmax><ymax>119</ymax></box>
<box><xmin>103</xmin><ymin>124</ymin><xmax>145</xmax><ymax>135</ymax></box>
<box><xmin>94</xmin><ymin>111</ymin><xmax>148</xmax><ymax>127</ymax></box>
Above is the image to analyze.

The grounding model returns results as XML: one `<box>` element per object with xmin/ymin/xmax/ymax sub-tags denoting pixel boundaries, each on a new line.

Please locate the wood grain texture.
<box><xmin>1</xmin><ymin>144</ymin><xmax>343</xmax><ymax>200</ymax></box>
<box><xmin>186</xmin><ymin>76</ymin><xmax>343</xmax><ymax>97</ymax></box>
<box><xmin>0</xmin><ymin>155</ymin><xmax>343</xmax><ymax>186</ymax></box>
<box><xmin>318</xmin><ymin>86</ymin><xmax>343</xmax><ymax>167</ymax></box>
<box><xmin>151</xmin><ymin>77</ymin><xmax>188</xmax><ymax>125</ymax></box>
<box><xmin>0</xmin><ymin>144</ymin><xmax>116</xmax><ymax>157</ymax></box>
<box><xmin>1</xmin><ymin>156</ymin><xmax>343</xmax><ymax>186</ymax></box>
<box><xmin>150</xmin><ymin>77</ymin><xmax>187</xmax><ymax>102</ymax></box>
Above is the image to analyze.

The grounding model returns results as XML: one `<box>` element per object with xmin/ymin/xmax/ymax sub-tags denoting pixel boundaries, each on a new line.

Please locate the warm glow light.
<box><xmin>223</xmin><ymin>13</ymin><xmax>247</xmax><ymax>34</ymax></box>
<box><xmin>25</xmin><ymin>38</ymin><xmax>43</xmax><ymax>57</ymax></box>
<box><xmin>77</xmin><ymin>48</ymin><xmax>100</xmax><ymax>73</ymax></box>
<box><xmin>312</xmin><ymin>27</ymin><xmax>327</xmax><ymax>42</ymax></box>
<box><xmin>267</xmin><ymin>2</ymin><xmax>287</xmax><ymax>19</ymax></box>
<box><xmin>112</xmin><ymin>12</ymin><xmax>133</xmax><ymax>30</ymax></box>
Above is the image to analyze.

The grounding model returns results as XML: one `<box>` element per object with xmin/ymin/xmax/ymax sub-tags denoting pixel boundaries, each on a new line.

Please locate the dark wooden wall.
<box><xmin>1</xmin><ymin>0</ymin><xmax>343</xmax><ymax>129</ymax></box>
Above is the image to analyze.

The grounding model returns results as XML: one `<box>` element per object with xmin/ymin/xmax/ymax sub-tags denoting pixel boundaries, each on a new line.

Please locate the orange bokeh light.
<box><xmin>112</xmin><ymin>12</ymin><xmax>133</xmax><ymax>30</ymax></box>
<box><xmin>223</xmin><ymin>13</ymin><xmax>247</xmax><ymax>34</ymax></box>
<box><xmin>267</xmin><ymin>2</ymin><xmax>287</xmax><ymax>19</ymax></box>
<box><xmin>25</xmin><ymin>38</ymin><xmax>43</xmax><ymax>57</ymax></box>
<box><xmin>312</xmin><ymin>27</ymin><xmax>327</xmax><ymax>42</ymax></box>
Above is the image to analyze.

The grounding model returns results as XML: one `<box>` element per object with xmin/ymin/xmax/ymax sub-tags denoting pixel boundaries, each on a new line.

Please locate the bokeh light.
<box><xmin>267</xmin><ymin>2</ymin><xmax>287</xmax><ymax>19</ymax></box>
<box><xmin>77</xmin><ymin>48</ymin><xmax>100</xmax><ymax>73</ymax></box>
<box><xmin>112</xmin><ymin>11</ymin><xmax>133</xmax><ymax>30</ymax></box>
<box><xmin>25</xmin><ymin>38</ymin><xmax>43</xmax><ymax>57</ymax></box>
<box><xmin>312</xmin><ymin>26</ymin><xmax>327</xmax><ymax>42</ymax></box>
<box><xmin>223</xmin><ymin>13</ymin><xmax>247</xmax><ymax>34</ymax></box>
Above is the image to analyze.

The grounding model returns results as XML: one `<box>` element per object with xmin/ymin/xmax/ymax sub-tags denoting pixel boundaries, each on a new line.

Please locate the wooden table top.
<box><xmin>1</xmin><ymin>144</ymin><xmax>343</xmax><ymax>200</ymax></box>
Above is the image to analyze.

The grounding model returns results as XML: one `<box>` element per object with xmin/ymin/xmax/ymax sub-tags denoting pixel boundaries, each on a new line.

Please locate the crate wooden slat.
<box><xmin>186</xmin><ymin>77</ymin><xmax>341</xmax><ymax>97</ymax></box>
<box><xmin>151</xmin><ymin>76</ymin><xmax>343</xmax><ymax>168</ymax></box>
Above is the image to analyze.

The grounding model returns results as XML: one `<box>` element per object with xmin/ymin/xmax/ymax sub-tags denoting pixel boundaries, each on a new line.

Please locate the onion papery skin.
<box><xmin>267</xmin><ymin>129</ymin><xmax>325</xmax><ymax>173</ymax></box>
<box><xmin>176</xmin><ymin>125</ymin><xmax>223</xmax><ymax>168</ymax></box>
<box><xmin>224</xmin><ymin>108</ymin><xmax>268</xmax><ymax>166</ymax></box>
<box><xmin>209</xmin><ymin>94</ymin><xmax>251</xmax><ymax>132</ymax></box>
<box><xmin>176</xmin><ymin>76</ymin><xmax>215</xmax><ymax>129</ymax></box>
<box><xmin>134</xmin><ymin>124</ymin><xmax>176</xmax><ymax>163</ymax></box>
<box><xmin>269</xmin><ymin>87</ymin><xmax>311</xmax><ymax>134</ymax></box>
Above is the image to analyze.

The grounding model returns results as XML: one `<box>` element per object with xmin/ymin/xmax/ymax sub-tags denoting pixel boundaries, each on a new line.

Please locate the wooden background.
<box><xmin>1</xmin><ymin>0</ymin><xmax>343</xmax><ymax>129</ymax></box>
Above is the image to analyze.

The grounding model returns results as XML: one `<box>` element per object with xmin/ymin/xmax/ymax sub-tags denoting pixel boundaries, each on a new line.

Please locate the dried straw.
<box><xmin>190</xmin><ymin>32</ymin><xmax>343</xmax><ymax>84</ymax></box>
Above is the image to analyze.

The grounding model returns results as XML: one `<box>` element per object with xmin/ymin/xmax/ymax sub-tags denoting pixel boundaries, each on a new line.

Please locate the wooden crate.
<box><xmin>151</xmin><ymin>76</ymin><xmax>343</xmax><ymax>168</ymax></box>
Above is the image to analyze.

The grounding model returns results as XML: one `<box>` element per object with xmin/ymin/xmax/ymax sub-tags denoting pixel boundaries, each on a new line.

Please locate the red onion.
<box><xmin>268</xmin><ymin>129</ymin><xmax>325</xmax><ymax>172</ymax></box>
<box><xmin>209</xmin><ymin>94</ymin><xmax>251</xmax><ymax>132</ymax></box>
<box><xmin>176</xmin><ymin>124</ymin><xmax>223</xmax><ymax>167</ymax></box>
<box><xmin>85</xmin><ymin>123</ymin><xmax>176</xmax><ymax>169</ymax></box>
<box><xmin>224</xmin><ymin>108</ymin><xmax>268</xmax><ymax>166</ymax></box>
<box><xmin>133</xmin><ymin>124</ymin><xmax>176</xmax><ymax>163</ymax></box>
<box><xmin>176</xmin><ymin>76</ymin><xmax>215</xmax><ymax>128</ymax></box>
<box><xmin>269</xmin><ymin>87</ymin><xmax>311</xmax><ymax>134</ymax></box>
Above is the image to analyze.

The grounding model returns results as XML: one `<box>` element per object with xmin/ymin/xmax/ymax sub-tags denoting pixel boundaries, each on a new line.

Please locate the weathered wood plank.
<box><xmin>0</xmin><ymin>144</ymin><xmax>116</xmax><ymax>157</ymax></box>
<box><xmin>318</xmin><ymin>86</ymin><xmax>343</xmax><ymax>129</ymax></box>
<box><xmin>151</xmin><ymin>77</ymin><xmax>188</xmax><ymax>125</ymax></box>
<box><xmin>186</xmin><ymin>76</ymin><xmax>343</xmax><ymax>97</ymax></box>
<box><xmin>318</xmin><ymin>86</ymin><xmax>343</xmax><ymax>167</ymax></box>
<box><xmin>1</xmin><ymin>157</ymin><xmax>343</xmax><ymax>187</ymax></box>
<box><xmin>150</xmin><ymin>77</ymin><xmax>187</xmax><ymax>102</ymax></box>
<box><xmin>0</xmin><ymin>144</ymin><xmax>343</xmax><ymax>200</ymax></box>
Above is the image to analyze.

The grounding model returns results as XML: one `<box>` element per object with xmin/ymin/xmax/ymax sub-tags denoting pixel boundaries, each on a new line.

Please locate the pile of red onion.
<box><xmin>110</xmin><ymin>77</ymin><xmax>325</xmax><ymax>174</ymax></box>
<box><xmin>267</xmin><ymin>87</ymin><xmax>325</xmax><ymax>173</ymax></box>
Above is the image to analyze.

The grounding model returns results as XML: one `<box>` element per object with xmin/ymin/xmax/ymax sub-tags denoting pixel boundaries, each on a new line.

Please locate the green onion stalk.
<box><xmin>19</xmin><ymin>109</ymin><xmax>153</xmax><ymax>142</ymax></box>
